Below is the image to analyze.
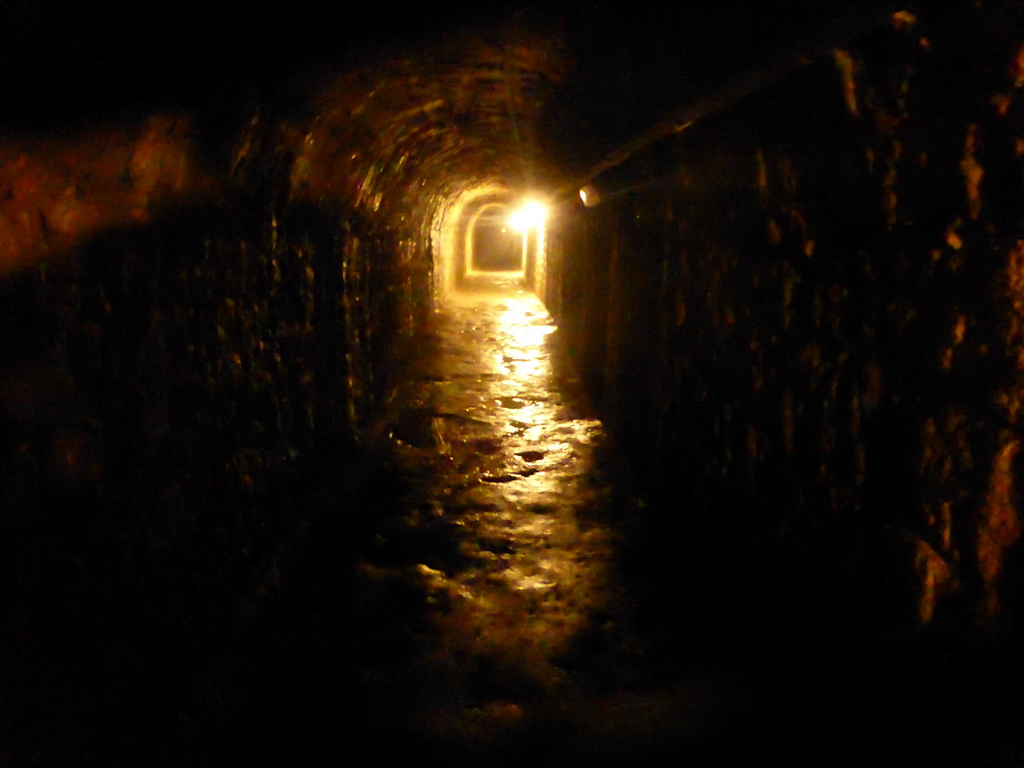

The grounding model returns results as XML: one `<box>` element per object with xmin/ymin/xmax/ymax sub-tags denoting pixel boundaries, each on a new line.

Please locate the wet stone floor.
<box><xmin>362</xmin><ymin>280</ymin><xmax>646</xmax><ymax>743</ymax></box>
<box><xmin>199</xmin><ymin>277</ymin><xmax>752</xmax><ymax>766</ymax></box>
<box><xmin>171</xmin><ymin>277</ymin><xmax>1024</xmax><ymax>768</ymax></box>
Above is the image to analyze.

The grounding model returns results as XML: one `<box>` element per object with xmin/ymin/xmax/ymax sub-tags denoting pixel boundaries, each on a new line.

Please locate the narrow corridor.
<box><xmin>376</xmin><ymin>276</ymin><xmax>627</xmax><ymax>701</ymax></box>
<box><xmin>5</xmin><ymin>3</ymin><xmax>1024</xmax><ymax>766</ymax></box>
<box><xmin>195</xmin><ymin>277</ymin><xmax>753</xmax><ymax>765</ymax></box>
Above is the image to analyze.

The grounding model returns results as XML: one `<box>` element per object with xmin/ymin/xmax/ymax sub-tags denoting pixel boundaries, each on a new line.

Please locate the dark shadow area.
<box><xmin>0</xmin><ymin>1</ymin><xmax>549</xmax><ymax>132</ymax></box>
<box><xmin>0</xmin><ymin>198</ymin><xmax>428</xmax><ymax>764</ymax></box>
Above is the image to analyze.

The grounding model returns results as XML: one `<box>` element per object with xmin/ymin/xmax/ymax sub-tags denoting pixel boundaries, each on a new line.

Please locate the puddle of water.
<box><xmin>517</xmin><ymin>450</ymin><xmax>546</xmax><ymax>462</ymax></box>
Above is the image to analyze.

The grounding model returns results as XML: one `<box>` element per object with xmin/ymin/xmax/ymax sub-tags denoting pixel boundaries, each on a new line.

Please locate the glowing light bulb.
<box><xmin>579</xmin><ymin>185</ymin><xmax>600</xmax><ymax>207</ymax></box>
<box><xmin>509</xmin><ymin>201</ymin><xmax>548</xmax><ymax>232</ymax></box>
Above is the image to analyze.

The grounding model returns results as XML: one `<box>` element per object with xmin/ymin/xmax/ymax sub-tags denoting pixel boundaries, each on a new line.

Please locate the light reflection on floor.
<box><xmin>373</xmin><ymin>275</ymin><xmax>627</xmax><ymax>733</ymax></box>
<box><xmin>437</xmin><ymin>284</ymin><xmax>609</xmax><ymax>641</ymax></box>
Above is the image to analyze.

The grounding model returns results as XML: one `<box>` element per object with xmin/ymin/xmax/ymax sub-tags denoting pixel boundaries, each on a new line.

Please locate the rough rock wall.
<box><xmin>0</xmin><ymin>107</ymin><xmax>432</xmax><ymax>743</ymax></box>
<box><xmin>548</xmin><ymin>4</ymin><xmax>1024</xmax><ymax>637</ymax></box>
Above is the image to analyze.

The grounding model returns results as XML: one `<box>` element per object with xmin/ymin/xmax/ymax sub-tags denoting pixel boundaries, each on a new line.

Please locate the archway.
<box><xmin>468</xmin><ymin>202</ymin><xmax>522</xmax><ymax>274</ymax></box>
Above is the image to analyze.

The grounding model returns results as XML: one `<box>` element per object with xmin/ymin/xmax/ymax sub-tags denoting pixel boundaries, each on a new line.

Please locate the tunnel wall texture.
<box><xmin>0</xmin><ymin>106</ymin><xmax>437</xmax><ymax>735</ymax></box>
<box><xmin>548</xmin><ymin>4</ymin><xmax>1024</xmax><ymax>638</ymax></box>
<box><xmin>0</xmin><ymin>30</ymin><xmax>567</xmax><ymax>739</ymax></box>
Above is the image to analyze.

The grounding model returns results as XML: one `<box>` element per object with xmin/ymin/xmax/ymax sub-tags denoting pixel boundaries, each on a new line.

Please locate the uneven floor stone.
<box><xmin>194</xmin><ymin>276</ymin><xmax>762</xmax><ymax>767</ymax></box>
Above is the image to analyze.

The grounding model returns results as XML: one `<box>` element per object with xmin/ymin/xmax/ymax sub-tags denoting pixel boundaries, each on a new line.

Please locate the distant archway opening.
<box><xmin>468</xmin><ymin>202</ymin><xmax>522</xmax><ymax>274</ymax></box>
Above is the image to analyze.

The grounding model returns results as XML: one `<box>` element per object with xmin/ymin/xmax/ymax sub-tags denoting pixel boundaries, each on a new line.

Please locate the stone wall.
<box><xmin>0</xmin><ymin>108</ymin><xmax>433</xmax><ymax>750</ymax></box>
<box><xmin>547</xmin><ymin>4</ymin><xmax>1024</xmax><ymax>639</ymax></box>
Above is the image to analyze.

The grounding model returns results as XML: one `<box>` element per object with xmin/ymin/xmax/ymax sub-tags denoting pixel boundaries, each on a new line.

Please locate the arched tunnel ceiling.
<box><xmin>0</xmin><ymin>1</ymin><xmax>899</xmax><ymax>158</ymax></box>
<box><xmin>0</xmin><ymin>0</ymin><xmax>905</xmax><ymax>274</ymax></box>
<box><xmin>290</xmin><ymin>29</ymin><xmax>569</xmax><ymax>217</ymax></box>
<box><xmin>276</xmin><ymin>0</ymin><xmax>899</xmax><ymax>221</ymax></box>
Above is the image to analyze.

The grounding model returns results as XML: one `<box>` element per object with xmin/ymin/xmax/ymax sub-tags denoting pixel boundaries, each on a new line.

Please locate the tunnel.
<box><xmin>3</xmin><ymin>1</ymin><xmax>1024</xmax><ymax>765</ymax></box>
